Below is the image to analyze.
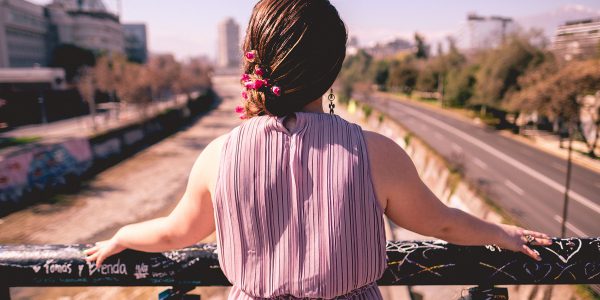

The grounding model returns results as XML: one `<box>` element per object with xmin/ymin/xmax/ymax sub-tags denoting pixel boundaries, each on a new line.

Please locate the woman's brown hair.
<box><xmin>242</xmin><ymin>0</ymin><xmax>347</xmax><ymax>117</ymax></box>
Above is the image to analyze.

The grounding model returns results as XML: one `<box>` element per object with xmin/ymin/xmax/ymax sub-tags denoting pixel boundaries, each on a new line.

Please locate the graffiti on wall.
<box><xmin>91</xmin><ymin>137</ymin><xmax>122</xmax><ymax>160</ymax></box>
<box><xmin>0</xmin><ymin>139</ymin><xmax>92</xmax><ymax>203</ymax></box>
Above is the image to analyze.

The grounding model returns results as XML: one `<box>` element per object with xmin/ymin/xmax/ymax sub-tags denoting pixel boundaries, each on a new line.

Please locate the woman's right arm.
<box><xmin>364</xmin><ymin>131</ymin><xmax>551</xmax><ymax>260</ymax></box>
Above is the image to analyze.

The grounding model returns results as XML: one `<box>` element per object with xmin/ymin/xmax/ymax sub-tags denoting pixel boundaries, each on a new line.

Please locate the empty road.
<box><xmin>362</xmin><ymin>94</ymin><xmax>600</xmax><ymax>238</ymax></box>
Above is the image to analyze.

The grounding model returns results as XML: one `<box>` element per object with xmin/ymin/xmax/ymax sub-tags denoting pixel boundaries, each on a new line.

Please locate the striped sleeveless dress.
<box><xmin>213</xmin><ymin>112</ymin><xmax>387</xmax><ymax>299</ymax></box>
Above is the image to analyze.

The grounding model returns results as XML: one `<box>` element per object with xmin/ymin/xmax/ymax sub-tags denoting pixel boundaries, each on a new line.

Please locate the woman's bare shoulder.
<box><xmin>362</xmin><ymin>130</ymin><xmax>412</xmax><ymax>166</ymax></box>
<box><xmin>188</xmin><ymin>133</ymin><xmax>230</xmax><ymax>197</ymax></box>
<box><xmin>363</xmin><ymin>130</ymin><xmax>419</xmax><ymax>210</ymax></box>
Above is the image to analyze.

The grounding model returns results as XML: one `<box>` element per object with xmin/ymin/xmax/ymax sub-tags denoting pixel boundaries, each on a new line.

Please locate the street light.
<box><xmin>560</xmin><ymin>123</ymin><xmax>574</xmax><ymax>238</ymax></box>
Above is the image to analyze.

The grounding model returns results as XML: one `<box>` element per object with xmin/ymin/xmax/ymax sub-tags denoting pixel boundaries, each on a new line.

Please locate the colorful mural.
<box><xmin>0</xmin><ymin>139</ymin><xmax>92</xmax><ymax>203</ymax></box>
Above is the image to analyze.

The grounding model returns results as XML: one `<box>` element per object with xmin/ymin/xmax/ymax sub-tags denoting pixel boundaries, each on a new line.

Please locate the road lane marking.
<box><xmin>504</xmin><ymin>180</ymin><xmax>525</xmax><ymax>195</ymax></box>
<box><xmin>473</xmin><ymin>158</ymin><xmax>488</xmax><ymax>169</ymax></box>
<box><xmin>451</xmin><ymin>143</ymin><xmax>462</xmax><ymax>153</ymax></box>
<box><xmin>553</xmin><ymin>215</ymin><xmax>588</xmax><ymax>237</ymax></box>
<box><xmin>399</xmin><ymin>104</ymin><xmax>600</xmax><ymax>215</ymax></box>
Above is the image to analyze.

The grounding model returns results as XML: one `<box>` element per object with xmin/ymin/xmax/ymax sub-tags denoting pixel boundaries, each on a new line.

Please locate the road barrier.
<box><xmin>1</xmin><ymin>238</ymin><xmax>599</xmax><ymax>299</ymax></box>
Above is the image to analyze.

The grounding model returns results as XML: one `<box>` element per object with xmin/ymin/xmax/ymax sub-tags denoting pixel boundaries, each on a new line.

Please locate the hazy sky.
<box><xmin>30</xmin><ymin>0</ymin><xmax>600</xmax><ymax>60</ymax></box>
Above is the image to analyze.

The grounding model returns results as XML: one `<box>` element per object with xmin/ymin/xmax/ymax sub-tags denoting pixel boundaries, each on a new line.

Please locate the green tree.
<box><xmin>445</xmin><ymin>64</ymin><xmax>478</xmax><ymax>107</ymax></box>
<box><xmin>338</xmin><ymin>50</ymin><xmax>373</xmax><ymax>101</ymax></box>
<box><xmin>370</xmin><ymin>60</ymin><xmax>390</xmax><ymax>90</ymax></box>
<box><xmin>472</xmin><ymin>34</ymin><xmax>546</xmax><ymax>109</ymax></box>
<box><xmin>414</xmin><ymin>33</ymin><xmax>429</xmax><ymax>59</ymax></box>
<box><xmin>387</xmin><ymin>58</ymin><xmax>418</xmax><ymax>94</ymax></box>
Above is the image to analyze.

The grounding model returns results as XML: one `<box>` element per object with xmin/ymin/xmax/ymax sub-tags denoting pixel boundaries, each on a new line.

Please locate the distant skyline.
<box><xmin>28</xmin><ymin>0</ymin><xmax>600</xmax><ymax>60</ymax></box>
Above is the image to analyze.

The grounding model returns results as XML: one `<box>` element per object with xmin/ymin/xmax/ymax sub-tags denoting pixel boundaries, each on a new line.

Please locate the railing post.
<box><xmin>158</xmin><ymin>285</ymin><xmax>200</xmax><ymax>300</ymax></box>
<box><xmin>1</xmin><ymin>285</ymin><xmax>10</xmax><ymax>300</ymax></box>
<box><xmin>465</xmin><ymin>285</ymin><xmax>508</xmax><ymax>300</ymax></box>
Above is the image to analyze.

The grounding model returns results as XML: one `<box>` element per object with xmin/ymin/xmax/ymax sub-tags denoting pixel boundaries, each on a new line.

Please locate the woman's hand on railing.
<box><xmin>497</xmin><ymin>224</ymin><xmax>553</xmax><ymax>261</ymax></box>
<box><xmin>83</xmin><ymin>237</ymin><xmax>126</xmax><ymax>268</ymax></box>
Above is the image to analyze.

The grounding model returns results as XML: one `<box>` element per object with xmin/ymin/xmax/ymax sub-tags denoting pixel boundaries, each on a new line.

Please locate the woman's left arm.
<box><xmin>84</xmin><ymin>134</ymin><xmax>227</xmax><ymax>267</ymax></box>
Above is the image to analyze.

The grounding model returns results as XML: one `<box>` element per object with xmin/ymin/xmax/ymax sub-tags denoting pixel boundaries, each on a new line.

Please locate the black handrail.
<box><xmin>1</xmin><ymin>239</ymin><xmax>599</xmax><ymax>297</ymax></box>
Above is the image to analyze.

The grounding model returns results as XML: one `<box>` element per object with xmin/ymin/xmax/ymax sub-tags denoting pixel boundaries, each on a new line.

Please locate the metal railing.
<box><xmin>1</xmin><ymin>238</ymin><xmax>599</xmax><ymax>299</ymax></box>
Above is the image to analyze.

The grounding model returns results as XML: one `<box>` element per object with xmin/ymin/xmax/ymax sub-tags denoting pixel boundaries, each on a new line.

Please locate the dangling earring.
<box><xmin>328</xmin><ymin>89</ymin><xmax>335</xmax><ymax>115</ymax></box>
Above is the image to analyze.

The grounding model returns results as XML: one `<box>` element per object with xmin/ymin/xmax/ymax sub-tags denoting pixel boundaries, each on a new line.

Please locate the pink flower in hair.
<box><xmin>272</xmin><ymin>86</ymin><xmax>282</xmax><ymax>96</ymax></box>
<box><xmin>254</xmin><ymin>79</ymin><xmax>265</xmax><ymax>89</ymax></box>
<box><xmin>245</xmin><ymin>51</ymin><xmax>256</xmax><ymax>62</ymax></box>
<box><xmin>239</xmin><ymin>113</ymin><xmax>248</xmax><ymax>120</ymax></box>
<box><xmin>241</xmin><ymin>73</ymin><xmax>250</xmax><ymax>82</ymax></box>
<box><xmin>241</xmin><ymin>91</ymin><xmax>248</xmax><ymax>100</ymax></box>
<box><xmin>244</xmin><ymin>81</ymin><xmax>256</xmax><ymax>89</ymax></box>
<box><xmin>255</xmin><ymin>66</ymin><xmax>265</xmax><ymax>77</ymax></box>
<box><xmin>235</xmin><ymin>105</ymin><xmax>245</xmax><ymax>114</ymax></box>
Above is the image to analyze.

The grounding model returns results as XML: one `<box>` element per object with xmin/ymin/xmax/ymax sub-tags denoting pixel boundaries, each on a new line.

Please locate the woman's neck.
<box><xmin>300</xmin><ymin>98</ymin><xmax>325</xmax><ymax>113</ymax></box>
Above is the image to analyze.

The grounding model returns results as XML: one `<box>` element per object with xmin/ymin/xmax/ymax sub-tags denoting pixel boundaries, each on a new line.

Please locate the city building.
<box><xmin>552</xmin><ymin>18</ymin><xmax>600</xmax><ymax>61</ymax></box>
<box><xmin>123</xmin><ymin>23</ymin><xmax>148</xmax><ymax>63</ymax></box>
<box><xmin>217</xmin><ymin>18</ymin><xmax>240</xmax><ymax>68</ymax></box>
<box><xmin>46</xmin><ymin>0</ymin><xmax>124</xmax><ymax>55</ymax></box>
<box><xmin>0</xmin><ymin>67</ymin><xmax>66</xmax><ymax>90</ymax></box>
<box><xmin>0</xmin><ymin>0</ymin><xmax>48</xmax><ymax>68</ymax></box>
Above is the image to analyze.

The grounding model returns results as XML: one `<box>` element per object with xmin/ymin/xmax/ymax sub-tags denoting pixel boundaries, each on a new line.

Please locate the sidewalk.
<box><xmin>381</xmin><ymin>92</ymin><xmax>600</xmax><ymax>174</ymax></box>
<box><xmin>1</xmin><ymin>95</ymin><xmax>189</xmax><ymax>142</ymax></box>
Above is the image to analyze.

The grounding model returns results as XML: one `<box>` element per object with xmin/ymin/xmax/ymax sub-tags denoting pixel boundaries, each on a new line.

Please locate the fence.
<box><xmin>1</xmin><ymin>238</ymin><xmax>599</xmax><ymax>299</ymax></box>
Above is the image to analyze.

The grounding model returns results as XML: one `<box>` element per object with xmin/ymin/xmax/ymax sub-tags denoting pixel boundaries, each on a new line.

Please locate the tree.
<box><xmin>369</xmin><ymin>60</ymin><xmax>390</xmax><ymax>90</ymax></box>
<box><xmin>472</xmin><ymin>34</ymin><xmax>546</xmax><ymax>109</ymax></box>
<box><xmin>338</xmin><ymin>50</ymin><xmax>373</xmax><ymax>101</ymax></box>
<box><xmin>115</xmin><ymin>63</ymin><xmax>153</xmax><ymax>119</ymax></box>
<box><xmin>387</xmin><ymin>58</ymin><xmax>418</xmax><ymax>94</ymax></box>
<box><xmin>508</xmin><ymin>59</ymin><xmax>600</xmax><ymax>157</ymax></box>
<box><xmin>414</xmin><ymin>33</ymin><xmax>430</xmax><ymax>59</ymax></box>
<box><xmin>445</xmin><ymin>64</ymin><xmax>478</xmax><ymax>107</ymax></box>
<box><xmin>415</xmin><ymin>60</ymin><xmax>439</xmax><ymax>92</ymax></box>
<box><xmin>147</xmin><ymin>54</ymin><xmax>181</xmax><ymax>101</ymax></box>
<box><xmin>416</xmin><ymin>37</ymin><xmax>466</xmax><ymax>97</ymax></box>
<box><xmin>175</xmin><ymin>58</ymin><xmax>213</xmax><ymax>99</ymax></box>
<box><xmin>76</xmin><ymin>67</ymin><xmax>97</xmax><ymax>130</ymax></box>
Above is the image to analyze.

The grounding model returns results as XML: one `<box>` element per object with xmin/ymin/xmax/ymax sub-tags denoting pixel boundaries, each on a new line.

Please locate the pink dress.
<box><xmin>213</xmin><ymin>112</ymin><xmax>387</xmax><ymax>299</ymax></box>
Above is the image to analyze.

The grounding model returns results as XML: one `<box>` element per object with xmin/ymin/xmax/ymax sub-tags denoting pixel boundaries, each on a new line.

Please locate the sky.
<box><xmin>30</xmin><ymin>0</ymin><xmax>600</xmax><ymax>61</ymax></box>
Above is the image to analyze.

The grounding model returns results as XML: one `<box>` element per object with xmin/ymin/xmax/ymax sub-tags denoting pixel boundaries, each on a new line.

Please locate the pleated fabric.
<box><xmin>213</xmin><ymin>112</ymin><xmax>387</xmax><ymax>299</ymax></box>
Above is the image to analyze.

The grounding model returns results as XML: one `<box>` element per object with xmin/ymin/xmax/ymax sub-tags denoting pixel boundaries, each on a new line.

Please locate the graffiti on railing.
<box><xmin>380</xmin><ymin>238</ymin><xmax>600</xmax><ymax>285</ymax></box>
<box><xmin>1</xmin><ymin>239</ymin><xmax>599</xmax><ymax>288</ymax></box>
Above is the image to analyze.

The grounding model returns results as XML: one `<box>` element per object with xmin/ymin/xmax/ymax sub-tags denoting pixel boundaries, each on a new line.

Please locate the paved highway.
<box><xmin>363</xmin><ymin>94</ymin><xmax>600</xmax><ymax>238</ymax></box>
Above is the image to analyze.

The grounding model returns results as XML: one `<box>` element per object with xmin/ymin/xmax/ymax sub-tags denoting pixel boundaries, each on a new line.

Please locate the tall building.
<box><xmin>46</xmin><ymin>0</ymin><xmax>124</xmax><ymax>55</ymax></box>
<box><xmin>123</xmin><ymin>23</ymin><xmax>148</xmax><ymax>63</ymax></box>
<box><xmin>217</xmin><ymin>18</ymin><xmax>240</xmax><ymax>68</ymax></box>
<box><xmin>0</xmin><ymin>0</ymin><xmax>48</xmax><ymax>68</ymax></box>
<box><xmin>552</xmin><ymin>18</ymin><xmax>600</xmax><ymax>61</ymax></box>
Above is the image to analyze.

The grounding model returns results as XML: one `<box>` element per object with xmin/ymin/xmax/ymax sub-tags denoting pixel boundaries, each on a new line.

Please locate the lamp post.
<box><xmin>560</xmin><ymin>122</ymin><xmax>574</xmax><ymax>238</ymax></box>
